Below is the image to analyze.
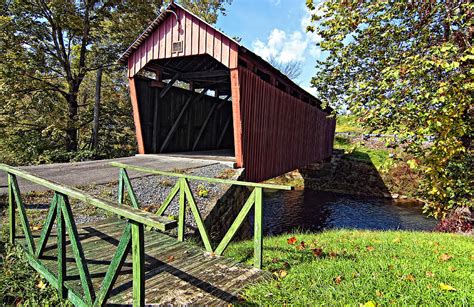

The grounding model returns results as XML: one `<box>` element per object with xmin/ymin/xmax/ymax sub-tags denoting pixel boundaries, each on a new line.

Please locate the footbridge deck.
<box><xmin>1</xmin><ymin>162</ymin><xmax>291</xmax><ymax>306</ymax></box>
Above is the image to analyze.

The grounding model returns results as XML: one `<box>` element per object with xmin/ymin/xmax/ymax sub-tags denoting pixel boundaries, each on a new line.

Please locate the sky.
<box><xmin>216</xmin><ymin>0</ymin><xmax>324</xmax><ymax>96</ymax></box>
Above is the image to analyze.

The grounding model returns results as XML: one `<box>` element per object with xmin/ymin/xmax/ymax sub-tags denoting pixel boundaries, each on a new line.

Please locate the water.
<box><xmin>261</xmin><ymin>189</ymin><xmax>436</xmax><ymax>236</ymax></box>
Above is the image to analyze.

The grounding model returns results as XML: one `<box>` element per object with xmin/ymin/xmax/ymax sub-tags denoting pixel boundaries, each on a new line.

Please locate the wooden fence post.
<box><xmin>8</xmin><ymin>174</ymin><xmax>15</xmax><ymax>244</ymax></box>
<box><xmin>57</xmin><ymin>195</ymin><xmax>67</xmax><ymax>299</ymax></box>
<box><xmin>254</xmin><ymin>187</ymin><xmax>263</xmax><ymax>269</ymax></box>
<box><xmin>178</xmin><ymin>178</ymin><xmax>186</xmax><ymax>241</ymax></box>
<box><xmin>131</xmin><ymin>220</ymin><xmax>145</xmax><ymax>306</ymax></box>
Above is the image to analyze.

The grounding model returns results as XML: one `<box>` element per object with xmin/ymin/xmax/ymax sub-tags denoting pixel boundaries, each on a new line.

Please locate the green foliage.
<box><xmin>179</xmin><ymin>0</ymin><xmax>232</xmax><ymax>24</ymax></box>
<box><xmin>307</xmin><ymin>1</ymin><xmax>473</xmax><ymax>217</ymax></box>
<box><xmin>226</xmin><ymin>231</ymin><xmax>474</xmax><ymax>305</ymax></box>
<box><xmin>197</xmin><ymin>184</ymin><xmax>209</xmax><ymax>198</ymax></box>
<box><xmin>0</xmin><ymin>0</ymin><xmax>232</xmax><ymax>166</ymax></box>
<box><xmin>0</xmin><ymin>242</ymin><xmax>71</xmax><ymax>306</ymax></box>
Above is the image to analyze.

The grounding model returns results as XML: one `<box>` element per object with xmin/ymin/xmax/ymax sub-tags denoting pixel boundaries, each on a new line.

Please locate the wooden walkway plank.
<box><xmin>17</xmin><ymin>217</ymin><xmax>266</xmax><ymax>305</ymax></box>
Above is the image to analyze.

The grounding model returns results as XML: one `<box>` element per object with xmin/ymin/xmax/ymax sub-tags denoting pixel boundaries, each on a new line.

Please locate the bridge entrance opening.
<box><xmin>135</xmin><ymin>54</ymin><xmax>235</xmax><ymax>161</ymax></box>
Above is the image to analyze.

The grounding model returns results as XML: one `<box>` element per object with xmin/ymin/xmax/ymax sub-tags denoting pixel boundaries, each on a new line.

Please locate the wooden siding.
<box><xmin>127</xmin><ymin>7</ymin><xmax>239</xmax><ymax>77</ymax></box>
<box><xmin>238</xmin><ymin>67</ymin><xmax>336</xmax><ymax>182</ymax></box>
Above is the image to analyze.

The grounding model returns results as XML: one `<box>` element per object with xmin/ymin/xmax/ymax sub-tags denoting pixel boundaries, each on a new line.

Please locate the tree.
<box><xmin>268</xmin><ymin>56</ymin><xmax>303</xmax><ymax>81</ymax></box>
<box><xmin>306</xmin><ymin>0</ymin><xmax>473</xmax><ymax>216</ymax></box>
<box><xmin>0</xmin><ymin>0</ymin><xmax>232</xmax><ymax>163</ymax></box>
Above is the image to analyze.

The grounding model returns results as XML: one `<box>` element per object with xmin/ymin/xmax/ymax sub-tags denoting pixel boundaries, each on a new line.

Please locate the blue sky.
<box><xmin>216</xmin><ymin>0</ymin><xmax>324</xmax><ymax>95</ymax></box>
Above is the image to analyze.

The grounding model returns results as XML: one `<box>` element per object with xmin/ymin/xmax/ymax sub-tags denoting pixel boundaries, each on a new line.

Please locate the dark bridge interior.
<box><xmin>135</xmin><ymin>54</ymin><xmax>234</xmax><ymax>155</ymax></box>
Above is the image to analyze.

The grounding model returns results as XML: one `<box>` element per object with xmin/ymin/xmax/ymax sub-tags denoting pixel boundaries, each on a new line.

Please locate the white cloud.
<box><xmin>252</xmin><ymin>29</ymin><xmax>307</xmax><ymax>63</ymax></box>
<box><xmin>252</xmin><ymin>3</ymin><xmax>325</xmax><ymax>65</ymax></box>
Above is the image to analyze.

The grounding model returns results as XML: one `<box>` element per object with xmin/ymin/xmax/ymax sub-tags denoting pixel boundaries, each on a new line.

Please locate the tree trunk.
<box><xmin>92</xmin><ymin>68</ymin><xmax>102</xmax><ymax>150</ymax></box>
<box><xmin>65</xmin><ymin>93</ymin><xmax>79</xmax><ymax>152</ymax></box>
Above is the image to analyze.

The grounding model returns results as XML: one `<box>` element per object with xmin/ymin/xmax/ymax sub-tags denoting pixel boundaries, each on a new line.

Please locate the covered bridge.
<box><xmin>118</xmin><ymin>2</ymin><xmax>336</xmax><ymax>182</ymax></box>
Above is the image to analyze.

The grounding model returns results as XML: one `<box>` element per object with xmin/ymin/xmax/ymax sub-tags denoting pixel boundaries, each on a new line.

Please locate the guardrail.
<box><xmin>0</xmin><ymin>163</ymin><xmax>175</xmax><ymax>306</ymax></box>
<box><xmin>110</xmin><ymin>162</ymin><xmax>292</xmax><ymax>269</ymax></box>
<box><xmin>1</xmin><ymin>162</ymin><xmax>292</xmax><ymax>306</ymax></box>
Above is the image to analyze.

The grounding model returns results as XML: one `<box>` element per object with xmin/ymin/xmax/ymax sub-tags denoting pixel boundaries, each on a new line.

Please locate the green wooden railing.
<box><xmin>111</xmin><ymin>162</ymin><xmax>292</xmax><ymax>269</ymax></box>
<box><xmin>1</xmin><ymin>162</ymin><xmax>291</xmax><ymax>306</ymax></box>
<box><xmin>1</xmin><ymin>163</ymin><xmax>176</xmax><ymax>306</ymax></box>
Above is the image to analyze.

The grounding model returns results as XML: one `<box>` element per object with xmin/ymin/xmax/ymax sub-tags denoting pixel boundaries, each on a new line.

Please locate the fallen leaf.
<box><xmin>361</xmin><ymin>300</ymin><xmax>376</xmax><ymax>307</ymax></box>
<box><xmin>143</xmin><ymin>207</ymin><xmax>151</xmax><ymax>212</ymax></box>
<box><xmin>32</xmin><ymin>225</ymin><xmax>41</xmax><ymax>231</ymax></box>
<box><xmin>167</xmin><ymin>255</ymin><xmax>175</xmax><ymax>262</ymax></box>
<box><xmin>287</xmin><ymin>236</ymin><xmax>297</xmax><ymax>245</ymax></box>
<box><xmin>36</xmin><ymin>279</ymin><xmax>46</xmax><ymax>290</ymax></box>
<box><xmin>296</xmin><ymin>240</ymin><xmax>306</xmax><ymax>250</ymax></box>
<box><xmin>434</xmin><ymin>242</ymin><xmax>440</xmax><ymax>246</ymax></box>
<box><xmin>392</xmin><ymin>237</ymin><xmax>401</xmax><ymax>244</ymax></box>
<box><xmin>448</xmin><ymin>266</ymin><xmax>456</xmax><ymax>272</ymax></box>
<box><xmin>271</xmin><ymin>258</ymin><xmax>279</xmax><ymax>263</ymax></box>
<box><xmin>366</xmin><ymin>246</ymin><xmax>375</xmax><ymax>252</ymax></box>
<box><xmin>470</xmin><ymin>255</ymin><xmax>474</xmax><ymax>260</ymax></box>
<box><xmin>279</xmin><ymin>270</ymin><xmax>288</xmax><ymax>278</ymax></box>
<box><xmin>334</xmin><ymin>275</ymin><xmax>343</xmax><ymax>285</ymax></box>
<box><xmin>312</xmin><ymin>248</ymin><xmax>323</xmax><ymax>257</ymax></box>
<box><xmin>375</xmin><ymin>290</ymin><xmax>383</xmax><ymax>297</ymax></box>
<box><xmin>426</xmin><ymin>271</ymin><xmax>435</xmax><ymax>278</ymax></box>
<box><xmin>439</xmin><ymin>253</ymin><xmax>452</xmax><ymax>261</ymax></box>
<box><xmin>329</xmin><ymin>251</ymin><xmax>338</xmax><ymax>258</ymax></box>
<box><xmin>439</xmin><ymin>283</ymin><xmax>456</xmax><ymax>291</ymax></box>
<box><xmin>405</xmin><ymin>274</ymin><xmax>416</xmax><ymax>282</ymax></box>
<box><xmin>283</xmin><ymin>261</ymin><xmax>290</xmax><ymax>268</ymax></box>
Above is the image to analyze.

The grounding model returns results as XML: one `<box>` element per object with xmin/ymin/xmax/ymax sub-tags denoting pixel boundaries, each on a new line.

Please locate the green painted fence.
<box><xmin>111</xmin><ymin>162</ymin><xmax>292</xmax><ymax>269</ymax></box>
<box><xmin>1</xmin><ymin>162</ymin><xmax>291</xmax><ymax>306</ymax></box>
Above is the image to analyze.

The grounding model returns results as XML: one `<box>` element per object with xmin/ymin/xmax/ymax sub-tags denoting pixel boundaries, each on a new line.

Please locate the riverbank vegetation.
<box><xmin>226</xmin><ymin>230</ymin><xmax>474</xmax><ymax>305</ymax></box>
<box><xmin>307</xmin><ymin>0</ymin><xmax>473</xmax><ymax>217</ymax></box>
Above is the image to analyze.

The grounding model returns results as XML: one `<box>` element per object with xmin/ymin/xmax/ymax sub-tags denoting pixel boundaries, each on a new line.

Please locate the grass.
<box><xmin>0</xmin><ymin>240</ymin><xmax>71</xmax><ymax>306</ymax></box>
<box><xmin>225</xmin><ymin>230</ymin><xmax>474</xmax><ymax>305</ymax></box>
<box><xmin>334</xmin><ymin>136</ymin><xmax>391</xmax><ymax>170</ymax></box>
<box><xmin>336</xmin><ymin>114</ymin><xmax>366</xmax><ymax>133</ymax></box>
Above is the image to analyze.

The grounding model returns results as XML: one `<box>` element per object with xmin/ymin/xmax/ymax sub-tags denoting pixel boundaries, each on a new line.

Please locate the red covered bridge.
<box><xmin>118</xmin><ymin>2</ymin><xmax>336</xmax><ymax>182</ymax></box>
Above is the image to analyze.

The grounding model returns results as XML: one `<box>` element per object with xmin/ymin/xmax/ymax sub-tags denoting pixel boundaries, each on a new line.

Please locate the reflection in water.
<box><xmin>260</xmin><ymin>189</ymin><xmax>436</xmax><ymax>236</ymax></box>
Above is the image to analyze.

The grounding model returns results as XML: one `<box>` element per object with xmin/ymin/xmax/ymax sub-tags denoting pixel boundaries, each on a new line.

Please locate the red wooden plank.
<box><xmin>191</xmin><ymin>16</ymin><xmax>199</xmax><ymax>54</ymax></box>
<box><xmin>229</xmin><ymin>43</ymin><xmax>238</xmax><ymax>69</ymax></box>
<box><xmin>238</xmin><ymin>67</ymin><xmax>335</xmax><ymax>182</ymax></box>
<box><xmin>221</xmin><ymin>37</ymin><xmax>230</xmax><ymax>68</ymax></box>
<box><xmin>184</xmin><ymin>12</ymin><xmax>192</xmax><ymax>56</ymax></box>
<box><xmin>159</xmin><ymin>20</ymin><xmax>166</xmax><ymax>59</ymax></box>
<box><xmin>214</xmin><ymin>31</ymin><xmax>222</xmax><ymax>64</ymax></box>
<box><xmin>146</xmin><ymin>32</ymin><xmax>153</xmax><ymax>63</ymax></box>
<box><xmin>199</xmin><ymin>20</ymin><xmax>206</xmax><ymax>54</ymax></box>
<box><xmin>206</xmin><ymin>26</ymin><xmax>214</xmax><ymax>57</ymax></box>
<box><xmin>128</xmin><ymin>57</ymin><xmax>133</xmax><ymax>78</ymax></box>
<box><xmin>129</xmin><ymin>77</ymin><xmax>145</xmax><ymax>154</ymax></box>
<box><xmin>177</xmin><ymin>9</ymin><xmax>185</xmax><ymax>57</ymax></box>
<box><xmin>165</xmin><ymin>17</ymin><xmax>172</xmax><ymax>58</ymax></box>
<box><xmin>134</xmin><ymin>50</ymin><xmax>140</xmax><ymax>75</ymax></box>
<box><xmin>153</xmin><ymin>29</ymin><xmax>159</xmax><ymax>59</ymax></box>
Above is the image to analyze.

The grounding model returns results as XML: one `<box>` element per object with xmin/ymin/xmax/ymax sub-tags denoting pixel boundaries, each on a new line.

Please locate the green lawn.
<box><xmin>333</xmin><ymin>136</ymin><xmax>391</xmax><ymax>169</ymax></box>
<box><xmin>336</xmin><ymin>115</ymin><xmax>366</xmax><ymax>134</ymax></box>
<box><xmin>225</xmin><ymin>230</ymin><xmax>474</xmax><ymax>305</ymax></box>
